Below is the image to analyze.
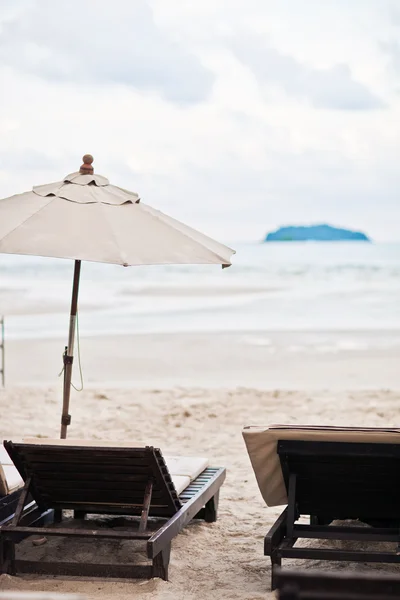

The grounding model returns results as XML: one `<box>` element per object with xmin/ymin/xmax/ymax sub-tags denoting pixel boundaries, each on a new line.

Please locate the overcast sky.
<box><xmin>1</xmin><ymin>0</ymin><xmax>400</xmax><ymax>242</ymax></box>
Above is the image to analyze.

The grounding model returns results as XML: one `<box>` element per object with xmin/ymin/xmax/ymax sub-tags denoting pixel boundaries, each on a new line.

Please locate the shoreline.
<box><xmin>4</xmin><ymin>329</ymin><xmax>400</xmax><ymax>389</ymax></box>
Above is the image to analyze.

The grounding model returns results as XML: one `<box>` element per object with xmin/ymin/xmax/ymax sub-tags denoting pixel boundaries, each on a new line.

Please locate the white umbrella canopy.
<box><xmin>0</xmin><ymin>156</ymin><xmax>233</xmax><ymax>267</ymax></box>
<box><xmin>0</xmin><ymin>155</ymin><xmax>235</xmax><ymax>437</ymax></box>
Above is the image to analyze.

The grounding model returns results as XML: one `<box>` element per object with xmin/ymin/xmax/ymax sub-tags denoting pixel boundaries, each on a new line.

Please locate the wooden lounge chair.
<box><xmin>275</xmin><ymin>569</ymin><xmax>400</xmax><ymax>600</ymax></box>
<box><xmin>0</xmin><ymin>439</ymin><xmax>225</xmax><ymax>580</ymax></box>
<box><xmin>243</xmin><ymin>425</ymin><xmax>400</xmax><ymax>589</ymax></box>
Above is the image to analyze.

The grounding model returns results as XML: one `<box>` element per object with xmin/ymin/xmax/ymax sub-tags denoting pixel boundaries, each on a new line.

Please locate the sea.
<box><xmin>1</xmin><ymin>242</ymin><xmax>400</xmax><ymax>350</ymax></box>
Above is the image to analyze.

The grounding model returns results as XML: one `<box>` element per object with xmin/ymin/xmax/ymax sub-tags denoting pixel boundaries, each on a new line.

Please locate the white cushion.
<box><xmin>164</xmin><ymin>456</ymin><xmax>208</xmax><ymax>482</ymax></box>
<box><xmin>0</xmin><ymin>443</ymin><xmax>24</xmax><ymax>496</ymax></box>
<box><xmin>0</xmin><ymin>466</ymin><xmax>7</xmax><ymax>496</ymax></box>
<box><xmin>171</xmin><ymin>475</ymin><xmax>191</xmax><ymax>495</ymax></box>
<box><xmin>2</xmin><ymin>465</ymin><xmax>24</xmax><ymax>493</ymax></box>
<box><xmin>0</xmin><ymin>444</ymin><xmax>12</xmax><ymax>465</ymax></box>
<box><xmin>243</xmin><ymin>424</ymin><xmax>400</xmax><ymax>507</ymax></box>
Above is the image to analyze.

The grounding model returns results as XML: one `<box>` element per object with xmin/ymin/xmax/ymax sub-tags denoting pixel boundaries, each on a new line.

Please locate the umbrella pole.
<box><xmin>60</xmin><ymin>259</ymin><xmax>81</xmax><ymax>439</ymax></box>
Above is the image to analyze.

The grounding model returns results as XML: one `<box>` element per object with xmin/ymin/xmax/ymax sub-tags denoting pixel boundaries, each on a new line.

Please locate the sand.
<box><xmin>1</xmin><ymin>386</ymin><xmax>400</xmax><ymax>599</ymax></box>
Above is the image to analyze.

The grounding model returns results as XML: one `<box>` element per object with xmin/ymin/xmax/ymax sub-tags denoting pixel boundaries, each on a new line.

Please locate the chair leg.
<box><xmin>54</xmin><ymin>509</ymin><xmax>63</xmax><ymax>523</ymax></box>
<box><xmin>270</xmin><ymin>552</ymin><xmax>281</xmax><ymax>590</ymax></box>
<box><xmin>1</xmin><ymin>539</ymin><xmax>16</xmax><ymax>575</ymax></box>
<box><xmin>0</xmin><ymin>537</ymin><xmax>4</xmax><ymax>573</ymax></box>
<box><xmin>74</xmin><ymin>510</ymin><xmax>86</xmax><ymax>520</ymax></box>
<box><xmin>152</xmin><ymin>542</ymin><xmax>171</xmax><ymax>580</ymax></box>
<box><xmin>204</xmin><ymin>490</ymin><xmax>220</xmax><ymax>523</ymax></box>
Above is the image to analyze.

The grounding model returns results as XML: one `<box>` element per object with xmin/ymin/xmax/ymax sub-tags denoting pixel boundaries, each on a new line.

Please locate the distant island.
<box><xmin>265</xmin><ymin>224</ymin><xmax>370</xmax><ymax>242</ymax></box>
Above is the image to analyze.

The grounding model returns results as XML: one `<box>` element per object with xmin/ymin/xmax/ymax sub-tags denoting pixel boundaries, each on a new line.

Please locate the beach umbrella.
<box><xmin>0</xmin><ymin>155</ymin><xmax>235</xmax><ymax>438</ymax></box>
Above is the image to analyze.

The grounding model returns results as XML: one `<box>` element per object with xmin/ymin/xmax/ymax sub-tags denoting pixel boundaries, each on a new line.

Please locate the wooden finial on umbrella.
<box><xmin>80</xmin><ymin>154</ymin><xmax>94</xmax><ymax>174</ymax></box>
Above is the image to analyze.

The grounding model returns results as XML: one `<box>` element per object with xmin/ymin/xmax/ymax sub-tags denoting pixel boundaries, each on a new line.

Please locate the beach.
<box><xmin>1</xmin><ymin>386</ymin><xmax>400</xmax><ymax>600</ymax></box>
<box><xmin>1</xmin><ymin>242</ymin><xmax>400</xmax><ymax>598</ymax></box>
<box><xmin>2</xmin><ymin>1</ymin><xmax>400</xmax><ymax>596</ymax></box>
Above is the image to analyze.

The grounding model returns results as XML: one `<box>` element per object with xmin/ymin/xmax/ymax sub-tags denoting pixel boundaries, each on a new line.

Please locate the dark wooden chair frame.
<box><xmin>0</xmin><ymin>490</ymin><xmax>25</xmax><ymax>526</ymax></box>
<box><xmin>265</xmin><ymin>440</ymin><xmax>400</xmax><ymax>589</ymax></box>
<box><xmin>0</xmin><ymin>489</ymin><xmax>50</xmax><ymax>528</ymax></box>
<box><xmin>275</xmin><ymin>569</ymin><xmax>400</xmax><ymax>600</ymax></box>
<box><xmin>0</xmin><ymin>442</ymin><xmax>225</xmax><ymax>580</ymax></box>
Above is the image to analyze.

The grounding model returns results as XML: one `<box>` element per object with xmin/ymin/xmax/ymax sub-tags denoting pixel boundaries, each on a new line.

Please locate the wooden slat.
<box><xmin>30</xmin><ymin>464</ymin><xmax>152</xmax><ymax>474</ymax></box>
<box><xmin>20</xmin><ymin>445</ymin><xmax>151</xmax><ymax>455</ymax></box>
<box><xmin>2</xmin><ymin>525</ymin><xmax>150</xmax><ymax>540</ymax></box>
<box><xmin>179</xmin><ymin>468</ymin><xmax>220</xmax><ymax>503</ymax></box>
<box><xmin>15</xmin><ymin>559</ymin><xmax>153</xmax><ymax>579</ymax></box>
<box><xmin>36</xmin><ymin>472</ymin><xmax>152</xmax><ymax>482</ymax></box>
<box><xmin>36</xmin><ymin>483</ymin><xmax>168</xmax><ymax>497</ymax></box>
<box><xmin>292</xmin><ymin>523</ymin><xmax>400</xmax><ymax>542</ymax></box>
<box><xmin>49</xmin><ymin>502</ymin><xmax>171</xmax><ymax>515</ymax></box>
<box><xmin>26</xmin><ymin>457</ymin><xmax>151</xmax><ymax>466</ymax></box>
<box><xmin>37</xmin><ymin>491</ymin><xmax>167</xmax><ymax>504</ymax></box>
<box><xmin>280</xmin><ymin>546</ymin><xmax>400</xmax><ymax>563</ymax></box>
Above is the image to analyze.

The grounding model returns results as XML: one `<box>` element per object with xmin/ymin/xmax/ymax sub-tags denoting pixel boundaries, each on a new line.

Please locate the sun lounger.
<box><xmin>275</xmin><ymin>569</ymin><xmax>400</xmax><ymax>600</ymax></box>
<box><xmin>243</xmin><ymin>425</ymin><xmax>400</xmax><ymax>589</ymax></box>
<box><xmin>0</xmin><ymin>439</ymin><xmax>225</xmax><ymax>580</ymax></box>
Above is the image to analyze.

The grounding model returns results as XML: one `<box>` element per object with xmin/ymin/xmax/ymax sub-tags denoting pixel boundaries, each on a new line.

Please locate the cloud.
<box><xmin>0</xmin><ymin>0</ymin><xmax>399</xmax><ymax>243</ymax></box>
<box><xmin>381</xmin><ymin>41</ymin><xmax>400</xmax><ymax>72</ymax></box>
<box><xmin>230</xmin><ymin>37</ymin><xmax>385</xmax><ymax>110</ymax></box>
<box><xmin>0</xmin><ymin>149</ymin><xmax>63</xmax><ymax>172</ymax></box>
<box><xmin>0</xmin><ymin>0</ymin><xmax>214</xmax><ymax>104</ymax></box>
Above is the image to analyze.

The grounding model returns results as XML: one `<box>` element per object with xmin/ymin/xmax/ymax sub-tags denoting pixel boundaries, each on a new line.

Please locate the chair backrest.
<box><xmin>242</xmin><ymin>425</ymin><xmax>400</xmax><ymax>507</ymax></box>
<box><xmin>4</xmin><ymin>441</ymin><xmax>182</xmax><ymax>517</ymax></box>
<box><xmin>276</xmin><ymin>569</ymin><xmax>400</xmax><ymax>600</ymax></box>
<box><xmin>278</xmin><ymin>439</ymin><xmax>400</xmax><ymax>519</ymax></box>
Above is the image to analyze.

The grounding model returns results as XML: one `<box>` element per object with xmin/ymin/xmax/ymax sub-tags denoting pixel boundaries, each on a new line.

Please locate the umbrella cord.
<box><xmin>71</xmin><ymin>311</ymin><xmax>84</xmax><ymax>392</ymax></box>
<box><xmin>58</xmin><ymin>311</ymin><xmax>84</xmax><ymax>392</ymax></box>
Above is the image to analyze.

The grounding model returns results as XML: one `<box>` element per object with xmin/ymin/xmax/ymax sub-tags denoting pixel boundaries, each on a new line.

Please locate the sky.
<box><xmin>1</xmin><ymin>0</ymin><xmax>400</xmax><ymax>242</ymax></box>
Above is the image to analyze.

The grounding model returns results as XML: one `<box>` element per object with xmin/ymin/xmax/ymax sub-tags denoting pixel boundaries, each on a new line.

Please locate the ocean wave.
<box><xmin>1</xmin><ymin>242</ymin><xmax>400</xmax><ymax>339</ymax></box>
